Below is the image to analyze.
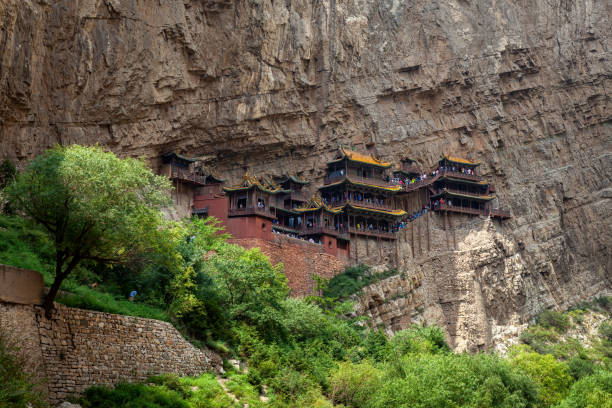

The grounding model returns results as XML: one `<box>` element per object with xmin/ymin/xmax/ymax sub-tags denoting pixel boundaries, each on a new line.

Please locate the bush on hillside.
<box><xmin>0</xmin><ymin>331</ymin><xmax>48</xmax><ymax>408</ymax></box>
<box><xmin>537</xmin><ymin>310</ymin><xmax>571</xmax><ymax>332</ymax></box>
<box><xmin>556</xmin><ymin>371</ymin><xmax>612</xmax><ymax>408</ymax></box>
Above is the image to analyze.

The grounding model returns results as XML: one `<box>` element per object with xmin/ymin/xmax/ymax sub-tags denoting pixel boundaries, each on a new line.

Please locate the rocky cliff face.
<box><xmin>1</xmin><ymin>0</ymin><xmax>610</xmax><ymax>350</ymax></box>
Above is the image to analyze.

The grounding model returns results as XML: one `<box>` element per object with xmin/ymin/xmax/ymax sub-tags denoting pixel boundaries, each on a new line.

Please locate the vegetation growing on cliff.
<box><xmin>1</xmin><ymin>146</ymin><xmax>611</xmax><ymax>407</ymax></box>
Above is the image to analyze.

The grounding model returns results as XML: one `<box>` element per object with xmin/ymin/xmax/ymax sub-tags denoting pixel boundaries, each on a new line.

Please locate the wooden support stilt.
<box><xmin>427</xmin><ymin>190</ymin><xmax>431</xmax><ymax>253</ymax></box>
<box><xmin>444</xmin><ymin>211</ymin><xmax>449</xmax><ymax>250</ymax></box>
<box><xmin>450</xmin><ymin>214</ymin><xmax>456</xmax><ymax>250</ymax></box>
<box><xmin>411</xmin><ymin>222</ymin><xmax>415</xmax><ymax>258</ymax></box>
<box><xmin>418</xmin><ymin>217</ymin><xmax>422</xmax><ymax>256</ymax></box>
<box><xmin>394</xmin><ymin>239</ymin><xmax>400</xmax><ymax>269</ymax></box>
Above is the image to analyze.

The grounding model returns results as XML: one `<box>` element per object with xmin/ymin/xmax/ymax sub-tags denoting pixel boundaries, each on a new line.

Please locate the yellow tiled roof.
<box><xmin>442</xmin><ymin>154</ymin><xmax>481</xmax><ymax>165</ymax></box>
<box><xmin>222</xmin><ymin>172</ymin><xmax>288</xmax><ymax>194</ymax></box>
<box><xmin>329</xmin><ymin>146</ymin><xmax>393</xmax><ymax>168</ymax></box>
<box><xmin>294</xmin><ymin>195</ymin><xmax>343</xmax><ymax>214</ymax></box>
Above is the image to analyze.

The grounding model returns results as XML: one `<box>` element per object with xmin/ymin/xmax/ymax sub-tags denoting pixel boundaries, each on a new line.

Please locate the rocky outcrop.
<box><xmin>1</xmin><ymin>0</ymin><xmax>610</xmax><ymax>350</ymax></box>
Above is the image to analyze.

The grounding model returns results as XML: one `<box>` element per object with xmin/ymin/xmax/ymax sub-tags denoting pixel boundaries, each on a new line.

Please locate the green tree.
<box><xmin>0</xmin><ymin>158</ymin><xmax>16</xmax><ymax>190</ymax></box>
<box><xmin>510</xmin><ymin>345</ymin><xmax>573</xmax><ymax>407</ymax></box>
<box><xmin>6</xmin><ymin>145</ymin><xmax>172</xmax><ymax>317</ymax></box>
<box><xmin>205</xmin><ymin>243</ymin><xmax>289</xmax><ymax>339</ymax></box>
<box><xmin>556</xmin><ymin>371</ymin><xmax>612</xmax><ymax>408</ymax></box>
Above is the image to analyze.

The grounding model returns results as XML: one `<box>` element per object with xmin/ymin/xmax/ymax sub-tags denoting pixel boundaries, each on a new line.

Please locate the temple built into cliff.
<box><xmin>163</xmin><ymin>148</ymin><xmax>510</xmax><ymax>293</ymax></box>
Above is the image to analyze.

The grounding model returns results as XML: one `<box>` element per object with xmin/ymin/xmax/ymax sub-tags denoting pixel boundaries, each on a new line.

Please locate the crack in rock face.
<box><xmin>0</xmin><ymin>0</ymin><xmax>610</xmax><ymax>350</ymax></box>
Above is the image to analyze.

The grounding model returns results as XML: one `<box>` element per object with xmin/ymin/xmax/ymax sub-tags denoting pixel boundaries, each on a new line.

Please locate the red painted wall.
<box><xmin>193</xmin><ymin>195</ymin><xmax>272</xmax><ymax>240</ymax></box>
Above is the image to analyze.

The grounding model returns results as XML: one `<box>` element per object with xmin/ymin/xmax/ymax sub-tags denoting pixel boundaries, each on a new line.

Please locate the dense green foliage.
<box><xmin>0</xmin><ymin>158</ymin><xmax>16</xmax><ymax>191</ymax></box>
<box><xmin>0</xmin><ymin>331</ymin><xmax>48</xmax><ymax>408</ymax></box>
<box><xmin>2</xmin><ymin>146</ymin><xmax>611</xmax><ymax>407</ymax></box>
<box><xmin>5</xmin><ymin>145</ymin><xmax>173</xmax><ymax>316</ymax></box>
<box><xmin>323</xmin><ymin>264</ymin><xmax>397</xmax><ymax>299</ymax></box>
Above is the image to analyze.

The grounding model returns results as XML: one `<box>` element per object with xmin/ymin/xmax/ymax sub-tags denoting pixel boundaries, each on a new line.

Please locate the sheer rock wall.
<box><xmin>1</xmin><ymin>0</ymin><xmax>610</xmax><ymax>349</ymax></box>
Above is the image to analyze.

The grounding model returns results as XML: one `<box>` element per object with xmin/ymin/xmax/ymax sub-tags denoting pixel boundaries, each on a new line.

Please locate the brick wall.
<box><xmin>231</xmin><ymin>234</ymin><xmax>346</xmax><ymax>296</ymax></box>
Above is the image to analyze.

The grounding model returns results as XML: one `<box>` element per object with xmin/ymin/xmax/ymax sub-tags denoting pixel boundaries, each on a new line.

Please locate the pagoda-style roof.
<box><xmin>328</xmin><ymin>146</ymin><xmax>392</xmax><ymax>168</ymax></box>
<box><xmin>431</xmin><ymin>189</ymin><xmax>494</xmax><ymax>201</ymax></box>
<box><xmin>275</xmin><ymin>174</ymin><xmax>311</xmax><ymax>186</ymax></box>
<box><xmin>294</xmin><ymin>196</ymin><xmax>343</xmax><ymax>214</ymax></box>
<box><xmin>162</xmin><ymin>151</ymin><xmax>199</xmax><ymax>164</ymax></box>
<box><xmin>332</xmin><ymin>203</ymin><xmax>407</xmax><ymax>217</ymax></box>
<box><xmin>439</xmin><ymin>154</ymin><xmax>481</xmax><ymax>167</ymax></box>
<box><xmin>196</xmin><ymin>165</ymin><xmax>226</xmax><ymax>183</ymax></box>
<box><xmin>223</xmin><ymin>172</ymin><xmax>289</xmax><ymax>194</ymax></box>
<box><xmin>319</xmin><ymin>177</ymin><xmax>402</xmax><ymax>193</ymax></box>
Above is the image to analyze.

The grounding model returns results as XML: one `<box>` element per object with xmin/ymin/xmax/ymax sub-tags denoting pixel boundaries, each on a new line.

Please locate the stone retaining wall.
<box><xmin>0</xmin><ymin>265</ymin><xmax>222</xmax><ymax>406</ymax></box>
<box><xmin>38</xmin><ymin>304</ymin><xmax>222</xmax><ymax>404</ymax></box>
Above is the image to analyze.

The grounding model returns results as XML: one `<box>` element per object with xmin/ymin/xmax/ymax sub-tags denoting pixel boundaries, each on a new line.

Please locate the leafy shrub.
<box><xmin>79</xmin><ymin>382</ymin><xmax>189</xmax><ymax>408</ymax></box>
<box><xmin>147</xmin><ymin>374</ymin><xmax>191</xmax><ymax>398</ymax></box>
<box><xmin>510</xmin><ymin>345</ymin><xmax>573</xmax><ymax>407</ymax></box>
<box><xmin>370</xmin><ymin>353</ymin><xmax>537</xmax><ymax>408</ymax></box>
<box><xmin>0</xmin><ymin>158</ymin><xmax>16</xmax><ymax>190</ymax></box>
<box><xmin>599</xmin><ymin>321</ymin><xmax>612</xmax><ymax>342</ymax></box>
<box><xmin>385</xmin><ymin>325</ymin><xmax>450</xmax><ymax>358</ymax></box>
<box><xmin>567</xmin><ymin>356</ymin><xmax>596</xmax><ymax>380</ymax></box>
<box><xmin>537</xmin><ymin>310</ymin><xmax>571</xmax><ymax>332</ymax></box>
<box><xmin>329</xmin><ymin>360</ymin><xmax>382</xmax><ymax>407</ymax></box>
<box><xmin>323</xmin><ymin>265</ymin><xmax>397</xmax><ymax>299</ymax></box>
<box><xmin>0</xmin><ymin>331</ymin><xmax>48</xmax><ymax>408</ymax></box>
<box><xmin>556</xmin><ymin>371</ymin><xmax>612</xmax><ymax>408</ymax></box>
<box><xmin>520</xmin><ymin>326</ymin><xmax>559</xmax><ymax>354</ymax></box>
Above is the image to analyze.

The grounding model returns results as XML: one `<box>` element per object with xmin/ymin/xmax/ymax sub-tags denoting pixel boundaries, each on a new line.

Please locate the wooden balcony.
<box><xmin>432</xmin><ymin>187</ymin><xmax>492</xmax><ymax>199</ymax></box>
<box><xmin>228</xmin><ymin>206</ymin><xmax>275</xmax><ymax>218</ymax></box>
<box><xmin>170</xmin><ymin>167</ymin><xmax>208</xmax><ymax>185</ymax></box>
<box><xmin>299</xmin><ymin>225</ymin><xmax>349</xmax><ymax>237</ymax></box>
<box><xmin>438</xmin><ymin>169</ymin><xmax>482</xmax><ymax>182</ymax></box>
<box><xmin>329</xmin><ymin>198</ymin><xmax>395</xmax><ymax>212</ymax></box>
<box><xmin>324</xmin><ymin>173</ymin><xmax>395</xmax><ymax>188</ymax></box>
<box><xmin>434</xmin><ymin>204</ymin><xmax>510</xmax><ymax>219</ymax></box>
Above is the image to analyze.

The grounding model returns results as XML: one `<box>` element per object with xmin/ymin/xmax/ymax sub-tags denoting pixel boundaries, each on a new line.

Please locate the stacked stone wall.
<box><xmin>231</xmin><ymin>235</ymin><xmax>346</xmax><ymax>296</ymax></box>
<box><xmin>0</xmin><ymin>265</ymin><xmax>222</xmax><ymax>406</ymax></box>
<box><xmin>37</xmin><ymin>304</ymin><xmax>222</xmax><ymax>404</ymax></box>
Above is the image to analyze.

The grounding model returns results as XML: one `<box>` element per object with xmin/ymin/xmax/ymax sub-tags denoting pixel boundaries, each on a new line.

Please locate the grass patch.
<box><xmin>56</xmin><ymin>285</ymin><xmax>169</xmax><ymax>322</ymax></box>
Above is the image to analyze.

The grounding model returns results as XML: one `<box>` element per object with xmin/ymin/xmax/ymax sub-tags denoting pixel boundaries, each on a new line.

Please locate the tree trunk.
<box><xmin>42</xmin><ymin>276</ymin><xmax>65</xmax><ymax>319</ymax></box>
<box><xmin>42</xmin><ymin>254</ymin><xmax>80</xmax><ymax>319</ymax></box>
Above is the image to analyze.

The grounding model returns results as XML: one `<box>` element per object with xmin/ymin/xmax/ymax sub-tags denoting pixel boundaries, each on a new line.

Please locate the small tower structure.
<box><xmin>430</xmin><ymin>155</ymin><xmax>509</xmax><ymax>219</ymax></box>
<box><xmin>319</xmin><ymin>147</ymin><xmax>406</xmax><ymax>240</ymax></box>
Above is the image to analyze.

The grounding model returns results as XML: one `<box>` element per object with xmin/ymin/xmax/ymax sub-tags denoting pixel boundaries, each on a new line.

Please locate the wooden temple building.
<box><xmin>319</xmin><ymin>147</ymin><xmax>407</xmax><ymax>240</ymax></box>
<box><xmin>166</xmin><ymin>148</ymin><xmax>510</xmax><ymax>266</ymax></box>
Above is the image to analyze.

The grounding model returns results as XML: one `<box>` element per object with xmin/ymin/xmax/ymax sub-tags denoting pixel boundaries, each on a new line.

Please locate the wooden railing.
<box><xmin>434</xmin><ymin>204</ymin><xmax>510</xmax><ymax>219</ymax></box>
<box><xmin>228</xmin><ymin>206</ymin><xmax>275</xmax><ymax>218</ymax></box>
<box><xmin>328</xmin><ymin>198</ymin><xmax>395</xmax><ymax>211</ymax></box>
<box><xmin>170</xmin><ymin>167</ymin><xmax>208</xmax><ymax>185</ymax></box>
<box><xmin>299</xmin><ymin>225</ymin><xmax>349</xmax><ymax>237</ymax></box>
<box><xmin>395</xmin><ymin>168</ymin><xmax>483</xmax><ymax>192</ymax></box>
<box><xmin>432</xmin><ymin>187</ymin><xmax>491</xmax><ymax>198</ymax></box>
<box><xmin>324</xmin><ymin>173</ymin><xmax>395</xmax><ymax>188</ymax></box>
